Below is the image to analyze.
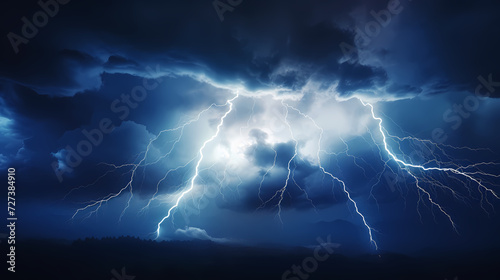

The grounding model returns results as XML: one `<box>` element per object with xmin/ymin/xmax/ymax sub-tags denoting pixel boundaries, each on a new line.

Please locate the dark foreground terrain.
<box><xmin>3</xmin><ymin>237</ymin><xmax>499</xmax><ymax>280</ymax></box>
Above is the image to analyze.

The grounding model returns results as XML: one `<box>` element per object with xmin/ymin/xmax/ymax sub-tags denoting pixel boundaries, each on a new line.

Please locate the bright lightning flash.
<box><xmin>359</xmin><ymin>99</ymin><xmax>499</xmax><ymax>231</ymax></box>
<box><xmin>154</xmin><ymin>93</ymin><xmax>239</xmax><ymax>238</ymax></box>
<box><xmin>67</xmin><ymin>91</ymin><xmax>499</xmax><ymax>251</ymax></box>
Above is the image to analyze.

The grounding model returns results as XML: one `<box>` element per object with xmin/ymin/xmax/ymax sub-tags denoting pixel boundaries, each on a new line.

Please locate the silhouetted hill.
<box><xmin>310</xmin><ymin>220</ymin><xmax>371</xmax><ymax>254</ymax></box>
<box><xmin>6</xmin><ymin>237</ymin><xmax>499</xmax><ymax>280</ymax></box>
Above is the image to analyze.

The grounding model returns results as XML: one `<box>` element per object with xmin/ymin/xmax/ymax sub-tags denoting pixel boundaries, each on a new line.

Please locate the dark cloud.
<box><xmin>356</xmin><ymin>0</ymin><xmax>500</xmax><ymax>97</ymax></box>
<box><xmin>2</xmin><ymin>0</ymin><xmax>499</xmax><ymax>99</ymax></box>
<box><xmin>104</xmin><ymin>55</ymin><xmax>139</xmax><ymax>69</ymax></box>
<box><xmin>336</xmin><ymin>63</ymin><xmax>387</xmax><ymax>96</ymax></box>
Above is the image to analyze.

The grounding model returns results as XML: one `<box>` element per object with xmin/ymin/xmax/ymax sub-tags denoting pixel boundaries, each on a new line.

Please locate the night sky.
<box><xmin>1</xmin><ymin>0</ymin><xmax>500</xmax><ymax>261</ymax></box>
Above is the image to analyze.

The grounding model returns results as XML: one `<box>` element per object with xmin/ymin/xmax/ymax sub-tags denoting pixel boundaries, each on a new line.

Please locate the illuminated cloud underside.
<box><xmin>68</xmin><ymin>83</ymin><xmax>500</xmax><ymax>250</ymax></box>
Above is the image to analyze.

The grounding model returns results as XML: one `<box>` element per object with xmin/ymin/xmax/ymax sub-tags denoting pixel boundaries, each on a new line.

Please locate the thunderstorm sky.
<box><xmin>1</xmin><ymin>0</ymin><xmax>500</xmax><ymax>255</ymax></box>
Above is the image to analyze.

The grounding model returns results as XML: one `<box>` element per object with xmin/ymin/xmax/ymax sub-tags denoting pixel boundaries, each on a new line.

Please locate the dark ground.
<box><xmin>2</xmin><ymin>237</ymin><xmax>499</xmax><ymax>280</ymax></box>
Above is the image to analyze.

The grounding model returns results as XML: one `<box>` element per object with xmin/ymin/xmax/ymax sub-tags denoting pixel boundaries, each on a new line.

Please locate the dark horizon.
<box><xmin>8</xmin><ymin>237</ymin><xmax>500</xmax><ymax>279</ymax></box>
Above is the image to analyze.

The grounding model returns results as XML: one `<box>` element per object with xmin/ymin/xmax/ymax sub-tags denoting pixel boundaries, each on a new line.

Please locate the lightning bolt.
<box><xmin>257</xmin><ymin>146</ymin><xmax>277</xmax><ymax>203</ymax></box>
<box><xmin>139</xmin><ymin>156</ymin><xmax>197</xmax><ymax>214</ymax></box>
<box><xmin>257</xmin><ymin>100</ymin><xmax>298</xmax><ymax>224</ymax></box>
<box><xmin>282</xmin><ymin>101</ymin><xmax>379</xmax><ymax>250</ymax></box>
<box><xmin>70</xmin><ymin>95</ymin><xmax>240</xmax><ymax>221</ymax></box>
<box><xmin>359</xmin><ymin>98</ymin><xmax>499</xmax><ymax>231</ymax></box>
<box><xmin>155</xmin><ymin>93</ymin><xmax>239</xmax><ymax>239</ymax></box>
